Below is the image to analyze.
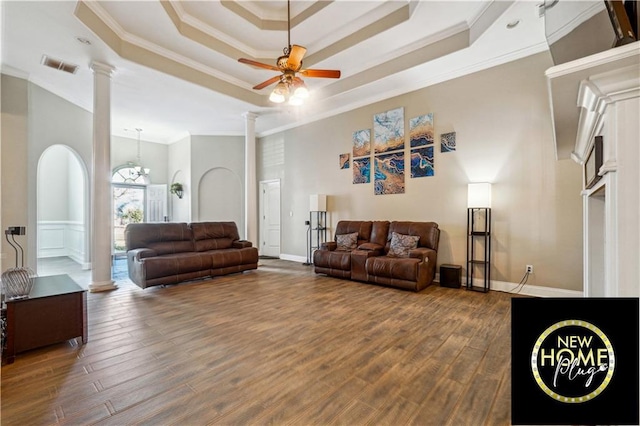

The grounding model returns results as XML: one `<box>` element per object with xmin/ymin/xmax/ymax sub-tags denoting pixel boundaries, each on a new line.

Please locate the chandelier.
<box><xmin>130</xmin><ymin>128</ymin><xmax>150</xmax><ymax>179</ymax></box>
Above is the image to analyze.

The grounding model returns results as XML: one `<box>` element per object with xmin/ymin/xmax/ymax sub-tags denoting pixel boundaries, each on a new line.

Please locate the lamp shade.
<box><xmin>468</xmin><ymin>183</ymin><xmax>492</xmax><ymax>208</ymax></box>
<box><xmin>309</xmin><ymin>194</ymin><xmax>327</xmax><ymax>211</ymax></box>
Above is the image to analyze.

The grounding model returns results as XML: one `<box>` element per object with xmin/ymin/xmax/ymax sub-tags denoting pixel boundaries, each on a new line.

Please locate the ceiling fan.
<box><xmin>238</xmin><ymin>0</ymin><xmax>341</xmax><ymax>104</ymax></box>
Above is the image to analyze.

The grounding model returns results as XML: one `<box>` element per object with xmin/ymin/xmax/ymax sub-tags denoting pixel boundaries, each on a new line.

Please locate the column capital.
<box><xmin>90</xmin><ymin>61</ymin><xmax>116</xmax><ymax>77</ymax></box>
<box><xmin>242</xmin><ymin>112</ymin><xmax>258</xmax><ymax>122</ymax></box>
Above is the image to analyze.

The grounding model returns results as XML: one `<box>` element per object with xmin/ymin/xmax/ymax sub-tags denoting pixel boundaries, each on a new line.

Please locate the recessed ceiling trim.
<box><xmin>319</xmin><ymin>29</ymin><xmax>470</xmax><ymax>100</ymax></box>
<box><xmin>74</xmin><ymin>0</ymin><xmax>267</xmax><ymax>106</ymax></box>
<box><xmin>304</xmin><ymin>2</ymin><xmax>413</xmax><ymax>68</ymax></box>
<box><xmin>469</xmin><ymin>0</ymin><xmax>514</xmax><ymax>44</ymax></box>
<box><xmin>219</xmin><ymin>0</ymin><xmax>331</xmax><ymax>30</ymax></box>
<box><xmin>163</xmin><ymin>1</ymin><xmax>277</xmax><ymax>60</ymax></box>
<box><xmin>219</xmin><ymin>1</ymin><xmax>285</xmax><ymax>31</ymax></box>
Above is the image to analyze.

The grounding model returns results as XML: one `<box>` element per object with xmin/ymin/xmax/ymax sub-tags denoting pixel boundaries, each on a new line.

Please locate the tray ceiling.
<box><xmin>1</xmin><ymin>1</ymin><xmax>552</xmax><ymax>143</ymax></box>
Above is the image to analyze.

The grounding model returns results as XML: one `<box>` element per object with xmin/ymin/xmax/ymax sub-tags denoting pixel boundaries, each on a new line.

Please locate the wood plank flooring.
<box><xmin>1</xmin><ymin>259</ymin><xmax>517</xmax><ymax>425</ymax></box>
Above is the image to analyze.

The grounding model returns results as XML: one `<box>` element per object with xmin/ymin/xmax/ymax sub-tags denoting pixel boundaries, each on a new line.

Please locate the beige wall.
<box><xmin>111</xmin><ymin>135</ymin><xmax>168</xmax><ymax>185</ymax></box>
<box><xmin>1</xmin><ymin>74</ymin><xmax>29</xmax><ymax>271</ymax></box>
<box><xmin>190</xmin><ymin>135</ymin><xmax>245</xmax><ymax>234</ymax></box>
<box><xmin>257</xmin><ymin>52</ymin><xmax>583</xmax><ymax>291</ymax></box>
<box><xmin>168</xmin><ymin>135</ymin><xmax>192</xmax><ymax>222</ymax></box>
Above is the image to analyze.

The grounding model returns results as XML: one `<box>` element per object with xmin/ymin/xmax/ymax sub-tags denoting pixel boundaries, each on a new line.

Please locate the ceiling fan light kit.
<box><xmin>238</xmin><ymin>0</ymin><xmax>341</xmax><ymax>105</ymax></box>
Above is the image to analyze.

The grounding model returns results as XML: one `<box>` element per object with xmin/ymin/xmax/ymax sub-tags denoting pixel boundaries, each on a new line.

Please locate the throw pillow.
<box><xmin>335</xmin><ymin>232</ymin><xmax>358</xmax><ymax>250</ymax></box>
<box><xmin>388</xmin><ymin>232</ymin><xmax>419</xmax><ymax>257</ymax></box>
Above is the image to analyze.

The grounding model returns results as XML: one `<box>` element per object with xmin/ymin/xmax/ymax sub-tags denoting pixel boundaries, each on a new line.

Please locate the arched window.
<box><xmin>112</xmin><ymin>166</ymin><xmax>149</xmax><ymax>185</ymax></box>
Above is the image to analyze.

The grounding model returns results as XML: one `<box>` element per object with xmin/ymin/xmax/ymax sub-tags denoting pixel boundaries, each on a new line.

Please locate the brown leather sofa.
<box><xmin>313</xmin><ymin>221</ymin><xmax>388</xmax><ymax>278</ymax></box>
<box><xmin>125</xmin><ymin>221</ymin><xmax>258</xmax><ymax>289</ymax></box>
<box><xmin>314</xmin><ymin>220</ymin><xmax>439</xmax><ymax>292</ymax></box>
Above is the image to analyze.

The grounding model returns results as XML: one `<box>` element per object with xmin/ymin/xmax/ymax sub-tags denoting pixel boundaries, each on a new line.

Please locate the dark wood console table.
<box><xmin>2</xmin><ymin>274</ymin><xmax>87</xmax><ymax>364</ymax></box>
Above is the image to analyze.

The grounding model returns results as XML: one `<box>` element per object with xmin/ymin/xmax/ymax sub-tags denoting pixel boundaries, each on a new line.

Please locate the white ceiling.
<box><xmin>1</xmin><ymin>0</ymin><xmax>556</xmax><ymax>144</ymax></box>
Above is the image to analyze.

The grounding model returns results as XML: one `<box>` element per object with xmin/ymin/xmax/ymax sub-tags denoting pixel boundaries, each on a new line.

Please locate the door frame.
<box><xmin>259</xmin><ymin>179</ymin><xmax>281</xmax><ymax>257</ymax></box>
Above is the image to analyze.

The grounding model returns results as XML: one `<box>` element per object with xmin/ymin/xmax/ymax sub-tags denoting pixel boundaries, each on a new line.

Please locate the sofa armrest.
<box><xmin>357</xmin><ymin>242</ymin><xmax>384</xmax><ymax>254</ymax></box>
<box><xmin>128</xmin><ymin>248</ymin><xmax>157</xmax><ymax>261</ymax></box>
<box><xmin>409</xmin><ymin>247</ymin><xmax>436</xmax><ymax>263</ymax></box>
<box><xmin>320</xmin><ymin>241</ymin><xmax>337</xmax><ymax>251</ymax></box>
<box><xmin>233</xmin><ymin>240</ymin><xmax>253</xmax><ymax>249</ymax></box>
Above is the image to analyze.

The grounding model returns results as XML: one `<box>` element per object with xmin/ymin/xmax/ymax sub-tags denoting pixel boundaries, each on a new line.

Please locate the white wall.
<box><xmin>257</xmin><ymin>52</ymin><xmax>584</xmax><ymax>291</ymax></box>
<box><xmin>167</xmin><ymin>135</ymin><xmax>191</xmax><ymax>222</ymax></box>
<box><xmin>38</xmin><ymin>145</ymin><xmax>70</xmax><ymax>221</ymax></box>
<box><xmin>37</xmin><ymin>145</ymin><xmax>86</xmax><ymax>265</ymax></box>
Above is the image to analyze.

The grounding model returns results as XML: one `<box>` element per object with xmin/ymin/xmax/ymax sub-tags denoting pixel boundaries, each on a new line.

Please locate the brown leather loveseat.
<box><xmin>125</xmin><ymin>221</ymin><xmax>258</xmax><ymax>289</ymax></box>
<box><xmin>314</xmin><ymin>220</ymin><xmax>439</xmax><ymax>292</ymax></box>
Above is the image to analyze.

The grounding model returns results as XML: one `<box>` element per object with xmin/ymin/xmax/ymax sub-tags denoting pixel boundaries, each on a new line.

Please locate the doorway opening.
<box><xmin>259</xmin><ymin>180</ymin><xmax>281</xmax><ymax>258</ymax></box>
<box><xmin>36</xmin><ymin>145</ymin><xmax>89</xmax><ymax>276</ymax></box>
<box><xmin>112</xmin><ymin>166</ymin><xmax>148</xmax><ymax>257</ymax></box>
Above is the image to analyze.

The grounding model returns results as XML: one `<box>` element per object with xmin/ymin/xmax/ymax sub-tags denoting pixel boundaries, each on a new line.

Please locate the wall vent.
<box><xmin>41</xmin><ymin>55</ymin><xmax>79</xmax><ymax>74</ymax></box>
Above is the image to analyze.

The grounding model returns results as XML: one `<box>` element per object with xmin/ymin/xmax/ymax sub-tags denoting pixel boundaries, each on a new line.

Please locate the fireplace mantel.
<box><xmin>546</xmin><ymin>41</ymin><xmax>639</xmax><ymax>162</ymax></box>
<box><xmin>547</xmin><ymin>42</ymin><xmax>639</xmax><ymax>299</ymax></box>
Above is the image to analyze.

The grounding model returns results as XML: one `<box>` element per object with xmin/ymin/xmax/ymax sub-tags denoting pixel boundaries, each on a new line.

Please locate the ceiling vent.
<box><xmin>41</xmin><ymin>55</ymin><xmax>79</xmax><ymax>74</ymax></box>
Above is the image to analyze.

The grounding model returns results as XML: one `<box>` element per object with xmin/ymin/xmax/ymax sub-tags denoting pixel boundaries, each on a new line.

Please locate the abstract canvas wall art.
<box><xmin>340</xmin><ymin>153</ymin><xmax>350</xmax><ymax>169</ymax></box>
<box><xmin>410</xmin><ymin>146</ymin><xmax>434</xmax><ymax>178</ymax></box>
<box><xmin>374</xmin><ymin>107</ymin><xmax>404</xmax><ymax>154</ymax></box>
<box><xmin>352</xmin><ymin>129</ymin><xmax>371</xmax><ymax>157</ymax></box>
<box><xmin>441</xmin><ymin>131</ymin><xmax>456</xmax><ymax>152</ymax></box>
<box><xmin>409</xmin><ymin>113</ymin><xmax>434</xmax><ymax>148</ymax></box>
<box><xmin>374</xmin><ymin>152</ymin><xmax>405</xmax><ymax>195</ymax></box>
<box><xmin>353</xmin><ymin>157</ymin><xmax>371</xmax><ymax>184</ymax></box>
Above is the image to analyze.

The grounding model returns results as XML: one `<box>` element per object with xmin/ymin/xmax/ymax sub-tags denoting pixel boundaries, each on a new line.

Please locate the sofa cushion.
<box><xmin>336</xmin><ymin>232</ymin><xmax>358</xmax><ymax>250</ymax></box>
<box><xmin>365</xmin><ymin>256</ymin><xmax>421</xmax><ymax>282</ymax></box>
<box><xmin>209</xmin><ymin>248</ymin><xmax>259</xmax><ymax>269</ymax></box>
<box><xmin>142</xmin><ymin>252</ymin><xmax>213</xmax><ymax>280</ymax></box>
<box><xmin>388</xmin><ymin>232</ymin><xmax>419</xmax><ymax>257</ymax></box>
<box><xmin>125</xmin><ymin>222</ymin><xmax>194</xmax><ymax>255</ymax></box>
<box><xmin>334</xmin><ymin>221</ymin><xmax>373</xmax><ymax>247</ymax></box>
<box><xmin>191</xmin><ymin>222</ymin><xmax>240</xmax><ymax>251</ymax></box>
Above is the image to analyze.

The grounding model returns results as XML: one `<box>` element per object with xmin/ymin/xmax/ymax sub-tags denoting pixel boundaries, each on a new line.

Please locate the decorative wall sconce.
<box><xmin>170</xmin><ymin>182</ymin><xmax>184</xmax><ymax>199</ymax></box>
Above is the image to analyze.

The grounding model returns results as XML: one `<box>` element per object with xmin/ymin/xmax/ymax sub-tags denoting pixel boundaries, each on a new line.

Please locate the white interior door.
<box><xmin>260</xmin><ymin>180</ymin><xmax>281</xmax><ymax>257</ymax></box>
<box><xmin>146</xmin><ymin>184</ymin><xmax>167</xmax><ymax>222</ymax></box>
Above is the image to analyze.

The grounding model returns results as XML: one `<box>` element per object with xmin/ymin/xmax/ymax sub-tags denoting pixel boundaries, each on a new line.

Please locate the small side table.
<box><xmin>440</xmin><ymin>264</ymin><xmax>462</xmax><ymax>288</ymax></box>
<box><xmin>2</xmin><ymin>274</ymin><xmax>87</xmax><ymax>365</ymax></box>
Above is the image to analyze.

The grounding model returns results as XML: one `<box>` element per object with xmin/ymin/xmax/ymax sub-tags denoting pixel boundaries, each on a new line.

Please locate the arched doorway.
<box><xmin>36</xmin><ymin>145</ymin><xmax>89</xmax><ymax>274</ymax></box>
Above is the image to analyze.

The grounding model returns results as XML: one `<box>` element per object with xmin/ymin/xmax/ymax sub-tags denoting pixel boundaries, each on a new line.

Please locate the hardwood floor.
<box><xmin>1</xmin><ymin>259</ymin><xmax>515</xmax><ymax>425</ymax></box>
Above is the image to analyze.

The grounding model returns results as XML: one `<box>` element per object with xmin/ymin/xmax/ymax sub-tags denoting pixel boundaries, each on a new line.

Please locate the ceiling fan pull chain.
<box><xmin>287</xmin><ymin>0</ymin><xmax>291</xmax><ymax>52</ymax></box>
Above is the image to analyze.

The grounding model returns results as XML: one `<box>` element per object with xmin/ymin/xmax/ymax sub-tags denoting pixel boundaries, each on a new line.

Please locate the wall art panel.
<box><xmin>374</xmin><ymin>152</ymin><xmax>405</xmax><ymax>195</ymax></box>
<box><xmin>352</xmin><ymin>129</ymin><xmax>371</xmax><ymax>157</ymax></box>
<box><xmin>409</xmin><ymin>113</ymin><xmax>434</xmax><ymax>148</ymax></box>
<box><xmin>353</xmin><ymin>157</ymin><xmax>371</xmax><ymax>184</ymax></box>
<box><xmin>374</xmin><ymin>107</ymin><xmax>404</xmax><ymax>154</ymax></box>
<box><xmin>410</xmin><ymin>146</ymin><xmax>434</xmax><ymax>178</ymax></box>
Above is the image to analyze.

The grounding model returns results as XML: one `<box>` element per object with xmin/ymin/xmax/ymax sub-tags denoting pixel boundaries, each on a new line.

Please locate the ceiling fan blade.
<box><xmin>238</xmin><ymin>58</ymin><xmax>280</xmax><ymax>72</ymax></box>
<box><xmin>287</xmin><ymin>45</ymin><xmax>307</xmax><ymax>70</ymax></box>
<box><xmin>253</xmin><ymin>75</ymin><xmax>282</xmax><ymax>90</ymax></box>
<box><xmin>299</xmin><ymin>69</ymin><xmax>341</xmax><ymax>79</ymax></box>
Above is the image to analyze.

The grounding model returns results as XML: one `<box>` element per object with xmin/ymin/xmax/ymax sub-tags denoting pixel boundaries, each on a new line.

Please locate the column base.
<box><xmin>89</xmin><ymin>280</ymin><xmax>118</xmax><ymax>293</ymax></box>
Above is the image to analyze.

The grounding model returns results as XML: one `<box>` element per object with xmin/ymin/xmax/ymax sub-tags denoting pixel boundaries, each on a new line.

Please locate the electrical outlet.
<box><xmin>526</xmin><ymin>265</ymin><xmax>533</xmax><ymax>274</ymax></box>
<box><xmin>5</xmin><ymin>226</ymin><xmax>25</xmax><ymax>235</ymax></box>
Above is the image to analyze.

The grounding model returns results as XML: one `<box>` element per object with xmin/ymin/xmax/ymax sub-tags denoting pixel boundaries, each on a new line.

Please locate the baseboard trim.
<box><xmin>279</xmin><ymin>254</ymin><xmax>307</xmax><ymax>263</ymax></box>
<box><xmin>461</xmin><ymin>277</ymin><xmax>583</xmax><ymax>298</ymax></box>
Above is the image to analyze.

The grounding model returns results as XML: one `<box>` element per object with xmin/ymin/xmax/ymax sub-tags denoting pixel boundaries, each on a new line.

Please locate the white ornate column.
<box><xmin>89</xmin><ymin>62</ymin><xmax>117</xmax><ymax>292</ymax></box>
<box><xmin>243</xmin><ymin>112</ymin><xmax>258</xmax><ymax>245</ymax></box>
